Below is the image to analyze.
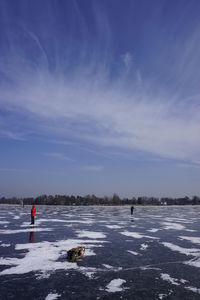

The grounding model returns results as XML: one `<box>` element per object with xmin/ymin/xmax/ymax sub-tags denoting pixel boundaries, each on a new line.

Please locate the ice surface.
<box><xmin>162</xmin><ymin>242</ymin><xmax>200</xmax><ymax>257</ymax></box>
<box><xmin>1</xmin><ymin>205</ymin><xmax>200</xmax><ymax>299</ymax></box>
<box><xmin>0</xmin><ymin>238</ymin><xmax>106</xmax><ymax>276</ymax></box>
<box><xmin>161</xmin><ymin>222</ymin><xmax>185</xmax><ymax>230</ymax></box>
<box><xmin>64</xmin><ymin>220</ymin><xmax>94</xmax><ymax>224</ymax></box>
<box><xmin>120</xmin><ymin>231</ymin><xmax>158</xmax><ymax>239</ymax></box>
<box><xmin>179</xmin><ymin>236</ymin><xmax>200</xmax><ymax>245</ymax></box>
<box><xmin>0</xmin><ymin>228</ymin><xmax>53</xmax><ymax>234</ymax></box>
<box><xmin>0</xmin><ymin>221</ymin><xmax>9</xmax><ymax>224</ymax></box>
<box><xmin>185</xmin><ymin>286</ymin><xmax>200</xmax><ymax>294</ymax></box>
<box><xmin>185</xmin><ymin>258</ymin><xmax>200</xmax><ymax>268</ymax></box>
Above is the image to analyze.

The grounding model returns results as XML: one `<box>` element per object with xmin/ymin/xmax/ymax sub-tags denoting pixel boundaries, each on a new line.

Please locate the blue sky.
<box><xmin>0</xmin><ymin>0</ymin><xmax>200</xmax><ymax>198</ymax></box>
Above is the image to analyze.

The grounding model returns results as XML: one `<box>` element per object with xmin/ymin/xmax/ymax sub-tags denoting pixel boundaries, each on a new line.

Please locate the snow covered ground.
<box><xmin>0</xmin><ymin>205</ymin><xmax>200</xmax><ymax>299</ymax></box>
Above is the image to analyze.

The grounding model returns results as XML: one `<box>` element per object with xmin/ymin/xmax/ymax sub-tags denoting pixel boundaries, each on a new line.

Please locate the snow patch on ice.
<box><xmin>161</xmin><ymin>222</ymin><xmax>185</xmax><ymax>230</ymax></box>
<box><xmin>65</xmin><ymin>220</ymin><xmax>94</xmax><ymax>224</ymax></box>
<box><xmin>106</xmin><ymin>278</ymin><xmax>126</xmax><ymax>293</ymax></box>
<box><xmin>140</xmin><ymin>266</ymin><xmax>161</xmax><ymax>271</ymax></box>
<box><xmin>180</xmin><ymin>279</ymin><xmax>188</xmax><ymax>284</ymax></box>
<box><xmin>76</xmin><ymin>230</ymin><xmax>106</xmax><ymax>239</ymax></box>
<box><xmin>185</xmin><ymin>258</ymin><xmax>200</xmax><ymax>268</ymax></box>
<box><xmin>102</xmin><ymin>264</ymin><xmax>114</xmax><ymax>269</ymax></box>
<box><xmin>179</xmin><ymin>236</ymin><xmax>200</xmax><ymax>245</ymax></box>
<box><xmin>0</xmin><ymin>243</ymin><xmax>10</xmax><ymax>247</ymax></box>
<box><xmin>83</xmin><ymin>271</ymin><xmax>95</xmax><ymax>278</ymax></box>
<box><xmin>0</xmin><ymin>221</ymin><xmax>9</xmax><ymax>224</ymax></box>
<box><xmin>80</xmin><ymin>213</ymin><xmax>94</xmax><ymax>217</ymax></box>
<box><xmin>160</xmin><ymin>273</ymin><xmax>180</xmax><ymax>286</ymax></box>
<box><xmin>127</xmin><ymin>250</ymin><xmax>139</xmax><ymax>256</ymax></box>
<box><xmin>38</xmin><ymin>218</ymin><xmax>68</xmax><ymax>223</ymax></box>
<box><xmin>85</xmin><ymin>248</ymin><xmax>96</xmax><ymax>256</ymax></box>
<box><xmin>140</xmin><ymin>243</ymin><xmax>148</xmax><ymax>251</ymax></box>
<box><xmin>147</xmin><ymin>228</ymin><xmax>159</xmax><ymax>233</ymax></box>
<box><xmin>45</xmin><ymin>292</ymin><xmax>61</xmax><ymax>300</ymax></box>
<box><xmin>0</xmin><ymin>239</ymin><xmax>106</xmax><ymax>276</ymax></box>
<box><xmin>105</xmin><ymin>225</ymin><xmax>122</xmax><ymax>229</ymax></box>
<box><xmin>120</xmin><ymin>231</ymin><xmax>159</xmax><ymax>240</ymax></box>
<box><xmin>36</xmin><ymin>272</ymin><xmax>51</xmax><ymax>280</ymax></box>
<box><xmin>158</xmin><ymin>294</ymin><xmax>168</xmax><ymax>299</ymax></box>
<box><xmin>162</xmin><ymin>242</ymin><xmax>200</xmax><ymax>257</ymax></box>
<box><xmin>79</xmin><ymin>267</ymin><xmax>98</xmax><ymax>279</ymax></box>
<box><xmin>185</xmin><ymin>286</ymin><xmax>200</xmax><ymax>294</ymax></box>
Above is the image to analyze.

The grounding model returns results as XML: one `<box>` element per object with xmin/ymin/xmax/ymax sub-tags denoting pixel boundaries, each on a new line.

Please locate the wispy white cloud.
<box><xmin>0</xmin><ymin>64</ymin><xmax>199</xmax><ymax>165</ymax></box>
<box><xmin>0</xmin><ymin>129</ymin><xmax>25</xmax><ymax>141</ymax></box>
<box><xmin>176</xmin><ymin>161</ymin><xmax>200</xmax><ymax>169</ymax></box>
<box><xmin>44</xmin><ymin>153</ymin><xmax>74</xmax><ymax>162</ymax></box>
<box><xmin>0</xmin><ymin>17</ymin><xmax>200</xmax><ymax>167</ymax></box>
<box><xmin>121</xmin><ymin>52</ymin><xmax>133</xmax><ymax>72</ymax></box>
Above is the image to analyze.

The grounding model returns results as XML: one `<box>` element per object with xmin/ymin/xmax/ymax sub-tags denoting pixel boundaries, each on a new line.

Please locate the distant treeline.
<box><xmin>0</xmin><ymin>194</ymin><xmax>200</xmax><ymax>206</ymax></box>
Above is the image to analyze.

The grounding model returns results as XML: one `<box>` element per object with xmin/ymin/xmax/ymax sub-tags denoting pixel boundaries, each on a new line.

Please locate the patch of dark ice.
<box><xmin>0</xmin><ymin>228</ymin><xmax>53</xmax><ymax>234</ymax></box>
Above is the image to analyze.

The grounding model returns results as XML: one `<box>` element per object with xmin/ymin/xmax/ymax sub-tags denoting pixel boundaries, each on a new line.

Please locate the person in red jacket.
<box><xmin>31</xmin><ymin>203</ymin><xmax>36</xmax><ymax>225</ymax></box>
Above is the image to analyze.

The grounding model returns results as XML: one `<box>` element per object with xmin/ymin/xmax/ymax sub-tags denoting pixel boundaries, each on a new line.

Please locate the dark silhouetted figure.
<box><xmin>131</xmin><ymin>206</ymin><xmax>134</xmax><ymax>215</ymax></box>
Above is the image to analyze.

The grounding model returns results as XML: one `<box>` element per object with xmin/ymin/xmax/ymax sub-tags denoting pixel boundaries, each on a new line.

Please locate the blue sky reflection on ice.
<box><xmin>0</xmin><ymin>0</ymin><xmax>200</xmax><ymax>197</ymax></box>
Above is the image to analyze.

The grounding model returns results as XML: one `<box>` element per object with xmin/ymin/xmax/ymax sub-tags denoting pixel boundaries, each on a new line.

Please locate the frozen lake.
<box><xmin>0</xmin><ymin>205</ymin><xmax>200</xmax><ymax>299</ymax></box>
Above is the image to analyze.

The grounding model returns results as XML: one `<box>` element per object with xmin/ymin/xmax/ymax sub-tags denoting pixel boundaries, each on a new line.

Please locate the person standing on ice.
<box><xmin>30</xmin><ymin>202</ymin><xmax>36</xmax><ymax>225</ymax></box>
<box><xmin>130</xmin><ymin>206</ymin><xmax>134</xmax><ymax>215</ymax></box>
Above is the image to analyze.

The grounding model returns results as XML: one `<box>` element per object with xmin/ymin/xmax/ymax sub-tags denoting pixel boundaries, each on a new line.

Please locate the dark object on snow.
<box><xmin>67</xmin><ymin>246</ymin><xmax>85</xmax><ymax>261</ymax></box>
<box><xmin>131</xmin><ymin>206</ymin><xmax>134</xmax><ymax>215</ymax></box>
